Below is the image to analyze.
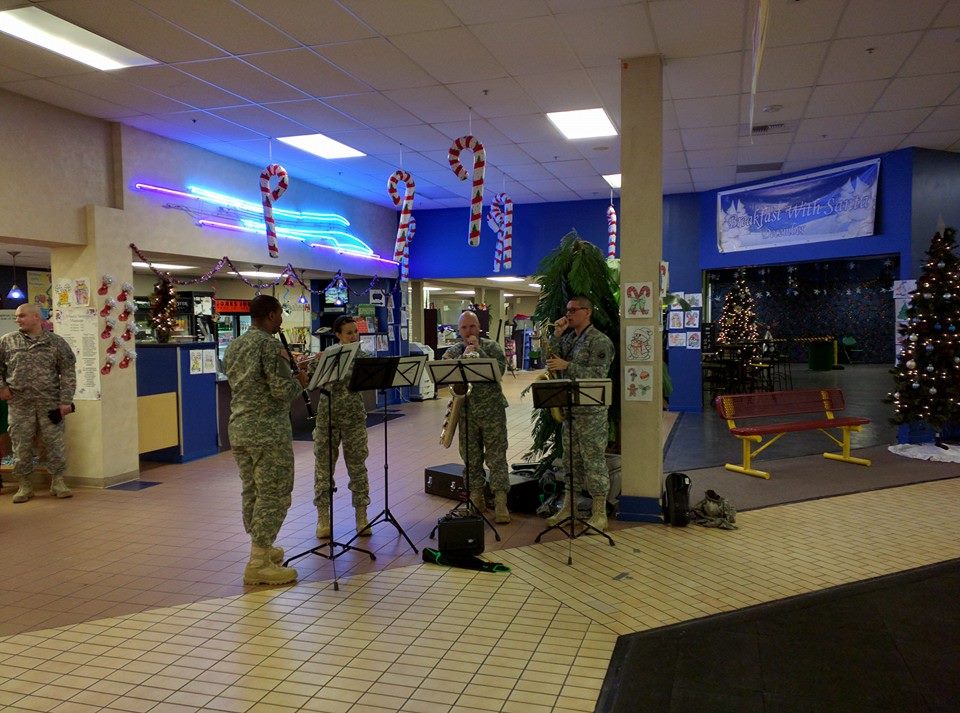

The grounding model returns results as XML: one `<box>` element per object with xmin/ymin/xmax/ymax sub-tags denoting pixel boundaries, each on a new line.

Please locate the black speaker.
<box><xmin>437</xmin><ymin>512</ymin><xmax>484</xmax><ymax>555</ymax></box>
<box><xmin>662</xmin><ymin>472</ymin><xmax>691</xmax><ymax>527</ymax></box>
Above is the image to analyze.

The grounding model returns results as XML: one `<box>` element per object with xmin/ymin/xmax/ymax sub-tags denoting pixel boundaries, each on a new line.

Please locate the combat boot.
<box><xmin>269</xmin><ymin>547</ymin><xmax>284</xmax><ymax>564</ymax></box>
<box><xmin>469</xmin><ymin>487</ymin><xmax>486</xmax><ymax>512</ymax></box>
<box><xmin>586</xmin><ymin>498</ymin><xmax>608</xmax><ymax>532</ymax></box>
<box><xmin>494</xmin><ymin>491</ymin><xmax>511</xmax><ymax>524</ymax></box>
<box><xmin>545</xmin><ymin>492</ymin><xmax>571</xmax><ymax>526</ymax></box>
<box><xmin>316</xmin><ymin>509</ymin><xmax>331</xmax><ymax>539</ymax></box>
<box><xmin>355</xmin><ymin>507</ymin><xmax>371</xmax><ymax>537</ymax></box>
<box><xmin>50</xmin><ymin>476</ymin><xmax>73</xmax><ymax>499</ymax></box>
<box><xmin>12</xmin><ymin>477</ymin><xmax>33</xmax><ymax>504</ymax></box>
<box><xmin>243</xmin><ymin>545</ymin><xmax>298</xmax><ymax>586</ymax></box>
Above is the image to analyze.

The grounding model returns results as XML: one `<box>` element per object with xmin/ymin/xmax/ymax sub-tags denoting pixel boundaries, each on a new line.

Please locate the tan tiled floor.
<box><xmin>1</xmin><ymin>371</ymin><xmax>956</xmax><ymax>712</ymax></box>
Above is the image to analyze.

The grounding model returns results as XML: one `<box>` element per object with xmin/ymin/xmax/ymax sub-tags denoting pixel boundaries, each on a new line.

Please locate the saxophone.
<box><xmin>439</xmin><ymin>344</ymin><xmax>479</xmax><ymax>448</ymax></box>
<box><xmin>537</xmin><ymin>327</ymin><xmax>567</xmax><ymax>423</ymax></box>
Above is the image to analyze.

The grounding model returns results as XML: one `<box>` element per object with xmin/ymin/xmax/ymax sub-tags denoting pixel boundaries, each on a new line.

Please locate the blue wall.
<box><xmin>910</xmin><ymin>148</ymin><xmax>960</xmax><ymax>273</ymax></box>
<box><xmin>409</xmin><ymin>198</ymin><xmax>619</xmax><ymax>278</ymax></box>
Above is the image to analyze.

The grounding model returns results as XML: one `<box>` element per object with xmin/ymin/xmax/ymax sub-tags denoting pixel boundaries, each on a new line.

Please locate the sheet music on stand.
<box><xmin>427</xmin><ymin>358</ymin><xmax>502</xmax><ymax>388</ymax></box>
<box><xmin>531</xmin><ymin>378</ymin><xmax>612</xmax><ymax>408</ymax></box>
<box><xmin>308</xmin><ymin>341</ymin><xmax>360</xmax><ymax>391</ymax></box>
<box><xmin>391</xmin><ymin>355</ymin><xmax>427</xmax><ymax>388</ymax></box>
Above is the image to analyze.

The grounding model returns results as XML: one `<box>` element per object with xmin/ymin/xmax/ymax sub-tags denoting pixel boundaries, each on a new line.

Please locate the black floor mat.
<box><xmin>596</xmin><ymin>559</ymin><xmax>960</xmax><ymax>713</ymax></box>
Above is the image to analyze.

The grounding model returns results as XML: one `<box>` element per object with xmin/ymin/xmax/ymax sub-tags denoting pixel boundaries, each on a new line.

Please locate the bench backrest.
<box><xmin>715</xmin><ymin>388</ymin><xmax>847</xmax><ymax>420</ymax></box>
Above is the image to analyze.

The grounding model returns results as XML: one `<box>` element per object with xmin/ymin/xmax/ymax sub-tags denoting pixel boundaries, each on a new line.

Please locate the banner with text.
<box><xmin>717</xmin><ymin>158</ymin><xmax>880</xmax><ymax>253</ymax></box>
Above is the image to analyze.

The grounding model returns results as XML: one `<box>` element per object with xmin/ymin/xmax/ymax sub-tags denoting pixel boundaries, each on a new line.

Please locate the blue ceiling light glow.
<box><xmin>133</xmin><ymin>181</ymin><xmax>387</xmax><ymax>261</ymax></box>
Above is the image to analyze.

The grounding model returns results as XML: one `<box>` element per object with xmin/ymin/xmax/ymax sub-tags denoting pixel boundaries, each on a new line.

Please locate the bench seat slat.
<box><xmin>730</xmin><ymin>416</ymin><xmax>869</xmax><ymax>437</ymax></box>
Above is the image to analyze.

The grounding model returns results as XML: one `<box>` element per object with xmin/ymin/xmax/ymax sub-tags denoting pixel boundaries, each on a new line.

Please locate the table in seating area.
<box><xmin>701</xmin><ymin>340</ymin><xmax>793</xmax><ymax>402</ymax></box>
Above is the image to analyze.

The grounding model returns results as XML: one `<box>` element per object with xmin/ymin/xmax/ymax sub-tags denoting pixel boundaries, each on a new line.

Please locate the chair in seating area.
<box><xmin>840</xmin><ymin>336</ymin><xmax>864</xmax><ymax>364</ymax></box>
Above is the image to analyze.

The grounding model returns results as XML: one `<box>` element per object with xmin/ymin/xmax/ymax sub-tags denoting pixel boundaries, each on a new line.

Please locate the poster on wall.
<box><xmin>624</xmin><ymin>365</ymin><xmax>653</xmax><ymax>402</ymax></box>
<box><xmin>684</xmin><ymin>310</ymin><xmax>700</xmax><ymax>329</ymax></box>
<box><xmin>26</xmin><ymin>271</ymin><xmax>51</xmax><ymax>315</ymax></box>
<box><xmin>668</xmin><ymin>311</ymin><xmax>684</xmax><ymax>330</ymax></box>
<box><xmin>625</xmin><ymin>326</ymin><xmax>654</xmax><ymax>362</ymax></box>
<box><xmin>685</xmin><ymin>293</ymin><xmax>703</xmax><ymax>309</ymax></box>
<box><xmin>53</xmin><ymin>306</ymin><xmax>101</xmax><ymax>400</ymax></box>
<box><xmin>623</xmin><ymin>282</ymin><xmax>653</xmax><ymax>319</ymax></box>
<box><xmin>687</xmin><ymin>332</ymin><xmax>702</xmax><ymax>349</ymax></box>
<box><xmin>717</xmin><ymin>158</ymin><xmax>879</xmax><ymax>253</ymax></box>
<box><xmin>668</xmin><ymin>332</ymin><xmax>687</xmax><ymax>348</ymax></box>
<box><xmin>659</xmin><ymin>261</ymin><xmax>669</xmax><ymax>297</ymax></box>
<box><xmin>0</xmin><ymin>310</ymin><xmax>17</xmax><ymax>336</ymax></box>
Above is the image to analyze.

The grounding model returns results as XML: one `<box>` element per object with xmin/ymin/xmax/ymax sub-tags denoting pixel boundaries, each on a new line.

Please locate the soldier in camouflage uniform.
<box><xmin>0</xmin><ymin>304</ymin><xmax>76</xmax><ymax>503</ymax></box>
<box><xmin>311</xmin><ymin>315</ymin><xmax>372</xmax><ymax>540</ymax></box>
<box><xmin>546</xmin><ymin>295</ymin><xmax>615</xmax><ymax>531</ymax></box>
<box><xmin>224</xmin><ymin>295</ymin><xmax>306</xmax><ymax>586</ymax></box>
<box><xmin>443</xmin><ymin>311</ymin><xmax>511</xmax><ymax>524</ymax></box>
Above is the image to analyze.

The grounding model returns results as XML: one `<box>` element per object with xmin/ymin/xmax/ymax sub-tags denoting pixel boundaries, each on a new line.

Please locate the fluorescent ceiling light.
<box><xmin>528</xmin><ymin>283</ymin><xmax>541</xmax><ymax>289</ymax></box>
<box><xmin>423</xmin><ymin>286</ymin><xmax>443</xmax><ymax>291</ymax></box>
<box><xmin>603</xmin><ymin>173</ymin><xmax>622</xmax><ymax>189</ymax></box>
<box><xmin>232</xmin><ymin>271</ymin><xmax>283</xmax><ymax>278</ymax></box>
<box><xmin>131</xmin><ymin>261</ymin><xmax>195</xmax><ymax>270</ymax></box>
<box><xmin>455</xmin><ymin>290</ymin><xmax>475</xmax><ymax>295</ymax></box>
<box><xmin>546</xmin><ymin>108</ymin><xmax>617</xmax><ymax>140</ymax></box>
<box><xmin>487</xmin><ymin>276</ymin><xmax>524</xmax><ymax>282</ymax></box>
<box><xmin>503</xmin><ymin>293</ymin><xmax>514</xmax><ymax>298</ymax></box>
<box><xmin>278</xmin><ymin>133</ymin><xmax>365</xmax><ymax>159</ymax></box>
<box><xmin>0</xmin><ymin>7</ymin><xmax>156</xmax><ymax>71</ymax></box>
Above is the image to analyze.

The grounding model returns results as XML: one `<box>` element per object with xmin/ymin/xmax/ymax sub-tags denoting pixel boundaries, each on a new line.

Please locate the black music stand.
<box><xmin>343</xmin><ymin>355</ymin><xmax>427</xmax><ymax>553</ymax></box>
<box><xmin>284</xmin><ymin>341</ymin><xmax>374</xmax><ymax>591</ymax></box>
<box><xmin>427</xmin><ymin>358</ymin><xmax>503</xmax><ymax>542</ymax></box>
<box><xmin>533</xmin><ymin>378</ymin><xmax>615</xmax><ymax>564</ymax></box>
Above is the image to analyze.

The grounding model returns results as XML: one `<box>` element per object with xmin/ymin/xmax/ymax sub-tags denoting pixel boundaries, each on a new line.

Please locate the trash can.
<box><xmin>808</xmin><ymin>339</ymin><xmax>835</xmax><ymax>371</ymax></box>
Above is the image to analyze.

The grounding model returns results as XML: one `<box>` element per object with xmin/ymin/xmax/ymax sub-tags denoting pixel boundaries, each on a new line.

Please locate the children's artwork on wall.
<box><xmin>668</xmin><ymin>311</ymin><xmax>683</xmax><ymax>330</ymax></box>
<box><xmin>685</xmin><ymin>293</ymin><xmax>703</xmax><ymax>309</ymax></box>
<box><xmin>625</xmin><ymin>326</ymin><xmax>654</xmax><ymax>362</ymax></box>
<box><xmin>625</xmin><ymin>365</ymin><xmax>653</xmax><ymax>401</ymax></box>
<box><xmin>659</xmin><ymin>261</ymin><xmax>669</xmax><ymax>297</ymax></box>
<box><xmin>624</xmin><ymin>282</ymin><xmax>653</xmax><ymax>319</ymax></box>
<box><xmin>892</xmin><ymin>279</ymin><xmax>917</xmax><ymax>299</ymax></box>
<box><xmin>687</xmin><ymin>331</ymin><xmax>701</xmax><ymax>349</ymax></box>
<box><xmin>684</xmin><ymin>310</ymin><xmax>700</xmax><ymax>328</ymax></box>
<box><xmin>668</xmin><ymin>332</ymin><xmax>687</xmax><ymax>347</ymax></box>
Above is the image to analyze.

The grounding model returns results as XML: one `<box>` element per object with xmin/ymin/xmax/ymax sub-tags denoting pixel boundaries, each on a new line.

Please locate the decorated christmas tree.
<box><xmin>887</xmin><ymin>227</ymin><xmax>960</xmax><ymax>447</ymax></box>
<box><xmin>151</xmin><ymin>279</ymin><xmax>177</xmax><ymax>343</ymax></box>
<box><xmin>716</xmin><ymin>269</ymin><xmax>761</xmax><ymax>345</ymax></box>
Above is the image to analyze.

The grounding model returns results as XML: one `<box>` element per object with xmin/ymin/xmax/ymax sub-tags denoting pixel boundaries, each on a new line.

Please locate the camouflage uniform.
<box><xmin>224</xmin><ymin>326</ymin><xmax>302</xmax><ymax>548</ymax></box>
<box><xmin>444</xmin><ymin>339</ymin><xmax>510</xmax><ymax>493</ymax></box>
<box><xmin>0</xmin><ymin>329</ymin><xmax>76</xmax><ymax>479</ymax></box>
<box><xmin>311</xmin><ymin>348</ymin><xmax>372</xmax><ymax>511</ymax></box>
<box><xmin>548</xmin><ymin>324</ymin><xmax>614</xmax><ymax>498</ymax></box>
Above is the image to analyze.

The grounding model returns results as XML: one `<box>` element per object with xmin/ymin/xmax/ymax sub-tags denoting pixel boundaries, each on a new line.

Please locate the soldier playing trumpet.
<box><xmin>443</xmin><ymin>310</ymin><xmax>511</xmax><ymax>524</ymax></box>
<box><xmin>545</xmin><ymin>295</ymin><xmax>614</xmax><ymax>531</ymax></box>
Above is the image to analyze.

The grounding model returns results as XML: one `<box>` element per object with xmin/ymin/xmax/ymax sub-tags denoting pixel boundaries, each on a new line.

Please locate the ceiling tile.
<box><xmin>323</xmin><ymin>130</ymin><xmax>402</xmax><ymax>155</ymax></box>
<box><xmin>431</xmin><ymin>119</ymin><xmax>512</xmax><ymax>146</ymax></box>
<box><xmin>586</xmin><ymin>64</ymin><xmax>621</xmax><ymax>109</ymax></box>
<box><xmin>51</xmin><ymin>72</ymin><xmax>188</xmax><ymax>114</ymax></box>
<box><xmin>650</xmin><ymin>0</ymin><xmax>748</xmax><ymax>57</ymax></box>
<box><xmin>316</xmin><ymin>38</ymin><xmax>438</xmax><ymax>91</ymax></box>
<box><xmin>736</xmin><ymin>144</ymin><xmax>790</xmax><ymax>165</ymax></box>
<box><xmin>837</xmin><ymin>135</ymin><xmax>904</xmax><ymax>158</ymax></box>
<box><xmin>900</xmin><ymin>28</ymin><xmax>960</xmax><ymax>77</ymax></box>
<box><xmin>210</xmin><ymin>105</ymin><xmax>311</xmax><ymax>137</ymax></box>
<box><xmin>663</xmin><ymin>101</ymin><xmax>678</xmax><ymax>131</ymax></box>
<box><xmin>426</xmin><ymin>143</ymin><xmax>535</xmax><ymax>167</ymax></box>
<box><xmin>664</xmin><ymin>53</ymin><xmax>744</xmax><ymax>99</ymax></box>
<box><xmin>915</xmin><ymin>104</ymin><xmax>960</xmax><ymax>133</ymax></box>
<box><xmin>383</xmin><ymin>85</ymin><xmax>470</xmax><ymax>123</ymax></box>
<box><xmin>744</xmin><ymin>87</ymin><xmax>813</xmax><ymax>124</ymax></box>
<box><xmin>934</xmin><ymin>0</ymin><xmax>960</xmax><ymax>25</ymax></box>
<box><xmin>370</xmin><ymin>151</ymin><xmax>444</xmax><ymax>174</ymax></box>
<box><xmin>836</xmin><ymin>0</ymin><xmax>943</xmax><ymax>37</ymax></box>
<box><xmin>875</xmin><ymin>73</ymin><xmax>960</xmax><ymax>111</ymax></box>
<box><xmin>152</xmin><ymin>110</ymin><xmax>266</xmax><ymax>141</ymax></box>
<box><xmin>522</xmin><ymin>178</ymin><xmax>579</xmax><ymax>201</ymax></box>
<box><xmin>122</xmin><ymin>114</ymin><xmax>204</xmax><ymax>143</ymax></box>
<box><xmin>854</xmin><ymin>107</ymin><xmax>930</xmax><ymax>137</ymax></box>
<box><xmin>664</xmin><ymin>181</ymin><xmax>694</xmax><ymax>195</ymax></box>
<box><xmin>446</xmin><ymin>78</ymin><xmax>540</xmax><ymax>119</ymax></box>
<box><xmin>445</xmin><ymin>0</ymin><xmax>550</xmax><ymax>23</ymax></box>
<box><xmin>663</xmin><ymin>130</ymin><xmax>683</xmax><ymax>153</ymax></box>
<box><xmin>737</xmin><ymin>131</ymin><xmax>794</xmax><ymax>148</ymax></box>
<box><xmin>114</xmin><ymin>65</ymin><xmax>246</xmax><ymax>108</ymax></box>
<box><xmin>664</xmin><ymin>168</ymin><xmax>693</xmax><ymax>185</ymax></box>
<box><xmin>377</xmin><ymin>124</ymin><xmax>452</xmax><ymax>151</ymax></box>
<box><xmin>542</xmin><ymin>159</ymin><xmax>594</xmax><ymax>179</ymax></box>
<box><xmin>795</xmin><ymin>114</ymin><xmax>866</xmax><ymax>142</ymax></box>
<box><xmin>757</xmin><ymin>43</ymin><xmax>830</xmax><ymax>91</ymax></box>
<box><xmin>679</xmin><ymin>125</ymin><xmax>739</xmax><ymax>151</ymax></box>
<box><xmin>243</xmin><ymin>50</ymin><xmax>371</xmax><ymax>98</ymax></box>
<box><xmin>674</xmin><ymin>95</ymin><xmax>741</xmax><ymax>130</ymax></box>
<box><xmin>264</xmin><ymin>100</ymin><xmax>366</xmax><ymax>133</ymax></box>
<box><xmin>238</xmin><ymin>0</ymin><xmax>377</xmax><ymax>45</ymax></box>
<box><xmin>690</xmin><ymin>166</ymin><xmax>737</xmax><ymax>187</ymax></box>
<box><xmin>323</xmin><ymin>93</ymin><xmax>422</xmax><ymax>128</ymax></box>
<box><xmin>177</xmin><ymin>58</ymin><xmax>307</xmax><ymax>103</ymax></box>
<box><xmin>804</xmin><ymin>80</ymin><xmax>888</xmax><ymax>118</ymax></box>
<box><xmin>502</xmin><ymin>163</ymin><xmax>556</xmax><ymax>181</ymax></box>
<box><xmin>560</xmin><ymin>175</ymin><xmax>612</xmax><ymax>197</ymax></box>
<box><xmin>818</xmin><ymin>33</ymin><xmax>922</xmax><ymax>85</ymax></box>
<box><xmin>0</xmin><ymin>64</ymin><xmax>34</xmax><ymax>83</ymax></box>
<box><xmin>4</xmin><ymin>78</ymin><xmax>140</xmax><ymax>118</ymax></box>
<box><xmin>554</xmin><ymin>3</ymin><xmax>656</xmax><ymax>68</ymax></box>
<box><xmin>515</xmin><ymin>69</ymin><xmax>605</xmax><ymax>113</ymax></box>
<box><xmin>339</xmin><ymin>0</ymin><xmax>462</xmax><ymax>35</ymax></box>
<box><xmin>0</xmin><ymin>35</ymin><xmax>96</xmax><ymax>78</ymax></box>
<box><xmin>138</xmin><ymin>0</ymin><xmax>298</xmax><ymax>54</ymax></box>
<box><xmin>786</xmin><ymin>139</ymin><xmax>847</xmax><ymax>161</ymax></box>
<box><xmin>391</xmin><ymin>28</ymin><xmax>508</xmax><ymax>84</ymax></box>
<box><xmin>43</xmin><ymin>0</ymin><xmax>224</xmax><ymax>63</ymax></box>
<box><xmin>470</xmin><ymin>16</ymin><xmax>580</xmax><ymax>77</ymax></box>
<box><xmin>517</xmin><ymin>140</ymin><xmax>584</xmax><ymax>162</ymax></box>
<box><xmin>900</xmin><ymin>130</ymin><xmax>960</xmax><ymax>150</ymax></box>
<box><xmin>686</xmin><ymin>147</ymin><xmax>738</xmax><ymax>169</ymax></box>
<box><xmin>765</xmin><ymin>0</ymin><xmax>846</xmax><ymax>47</ymax></box>
<box><xmin>489</xmin><ymin>114</ymin><xmax>562</xmax><ymax>144</ymax></box>
<box><xmin>663</xmin><ymin>152</ymin><xmax>688</xmax><ymax>170</ymax></box>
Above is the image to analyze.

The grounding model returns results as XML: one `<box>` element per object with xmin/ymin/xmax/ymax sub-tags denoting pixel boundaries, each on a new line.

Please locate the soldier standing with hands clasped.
<box><xmin>546</xmin><ymin>295</ymin><xmax>614</xmax><ymax>531</ymax></box>
<box><xmin>443</xmin><ymin>310</ymin><xmax>511</xmax><ymax>524</ymax></box>
<box><xmin>224</xmin><ymin>295</ymin><xmax>307</xmax><ymax>586</ymax></box>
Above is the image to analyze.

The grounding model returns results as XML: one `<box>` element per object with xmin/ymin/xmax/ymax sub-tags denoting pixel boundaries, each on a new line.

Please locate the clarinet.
<box><xmin>279</xmin><ymin>332</ymin><xmax>315</xmax><ymax>420</ymax></box>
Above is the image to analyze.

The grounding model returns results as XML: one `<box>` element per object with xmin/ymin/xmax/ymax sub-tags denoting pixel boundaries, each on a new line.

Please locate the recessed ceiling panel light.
<box><xmin>546</xmin><ymin>108</ymin><xmax>618</xmax><ymax>140</ymax></box>
<box><xmin>603</xmin><ymin>173</ymin><xmax>622</xmax><ymax>188</ymax></box>
<box><xmin>278</xmin><ymin>133</ymin><xmax>365</xmax><ymax>159</ymax></box>
<box><xmin>231</xmin><ymin>271</ymin><xmax>284</xmax><ymax>278</ymax></box>
<box><xmin>131</xmin><ymin>261</ymin><xmax>195</xmax><ymax>270</ymax></box>
<box><xmin>528</xmin><ymin>283</ymin><xmax>541</xmax><ymax>289</ymax></box>
<box><xmin>0</xmin><ymin>7</ymin><xmax>156</xmax><ymax>70</ymax></box>
<box><xmin>487</xmin><ymin>276</ymin><xmax>524</xmax><ymax>282</ymax></box>
<box><xmin>503</xmin><ymin>293</ymin><xmax>514</xmax><ymax>297</ymax></box>
<box><xmin>423</xmin><ymin>286</ymin><xmax>443</xmax><ymax>291</ymax></box>
<box><xmin>455</xmin><ymin>290</ymin><xmax>476</xmax><ymax>295</ymax></box>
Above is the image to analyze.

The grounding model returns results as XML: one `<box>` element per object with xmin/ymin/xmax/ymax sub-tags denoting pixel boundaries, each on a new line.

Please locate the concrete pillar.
<box><xmin>618</xmin><ymin>55</ymin><xmax>664</xmax><ymax>522</ymax></box>
<box><xmin>487</xmin><ymin>289</ymin><xmax>504</xmax><ymax>343</ymax></box>
<box><xmin>410</xmin><ymin>279</ymin><xmax>424</xmax><ymax>343</ymax></box>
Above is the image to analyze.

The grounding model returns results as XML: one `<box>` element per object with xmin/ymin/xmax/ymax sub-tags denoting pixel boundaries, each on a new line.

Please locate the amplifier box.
<box><xmin>437</xmin><ymin>512</ymin><xmax>484</xmax><ymax>555</ymax></box>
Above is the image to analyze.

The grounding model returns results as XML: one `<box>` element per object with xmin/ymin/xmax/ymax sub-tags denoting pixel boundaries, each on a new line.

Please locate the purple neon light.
<box><xmin>134</xmin><ymin>183</ymin><xmax>196</xmax><ymax>200</ymax></box>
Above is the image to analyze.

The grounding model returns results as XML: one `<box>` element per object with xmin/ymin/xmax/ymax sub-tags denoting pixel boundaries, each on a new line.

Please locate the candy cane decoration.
<box><xmin>388</xmin><ymin>170</ymin><xmax>415</xmax><ymax>269</ymax></box>
<box><xmin>448</xmin><ymin>136</ymin><xmax>485</xmax><ymax>246</ymax></box>
<box><xmin>486</xmin><ymin>192</ymin><xmax>513</xmax><ymax>272</ymax></box>
<box><xmin>259</xmin><ymin>164</ymin><xmax>289</xmax><ymax>259</ymax></box>
<box><xmin>606</xmin><ymin>204</ymin><xmax>618</xmax><ymax>259</ymax></box>
<box><xmin>402</xmin><ymin>215</ymin><xmax>416</xmax><ymax>281</ymax></box>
